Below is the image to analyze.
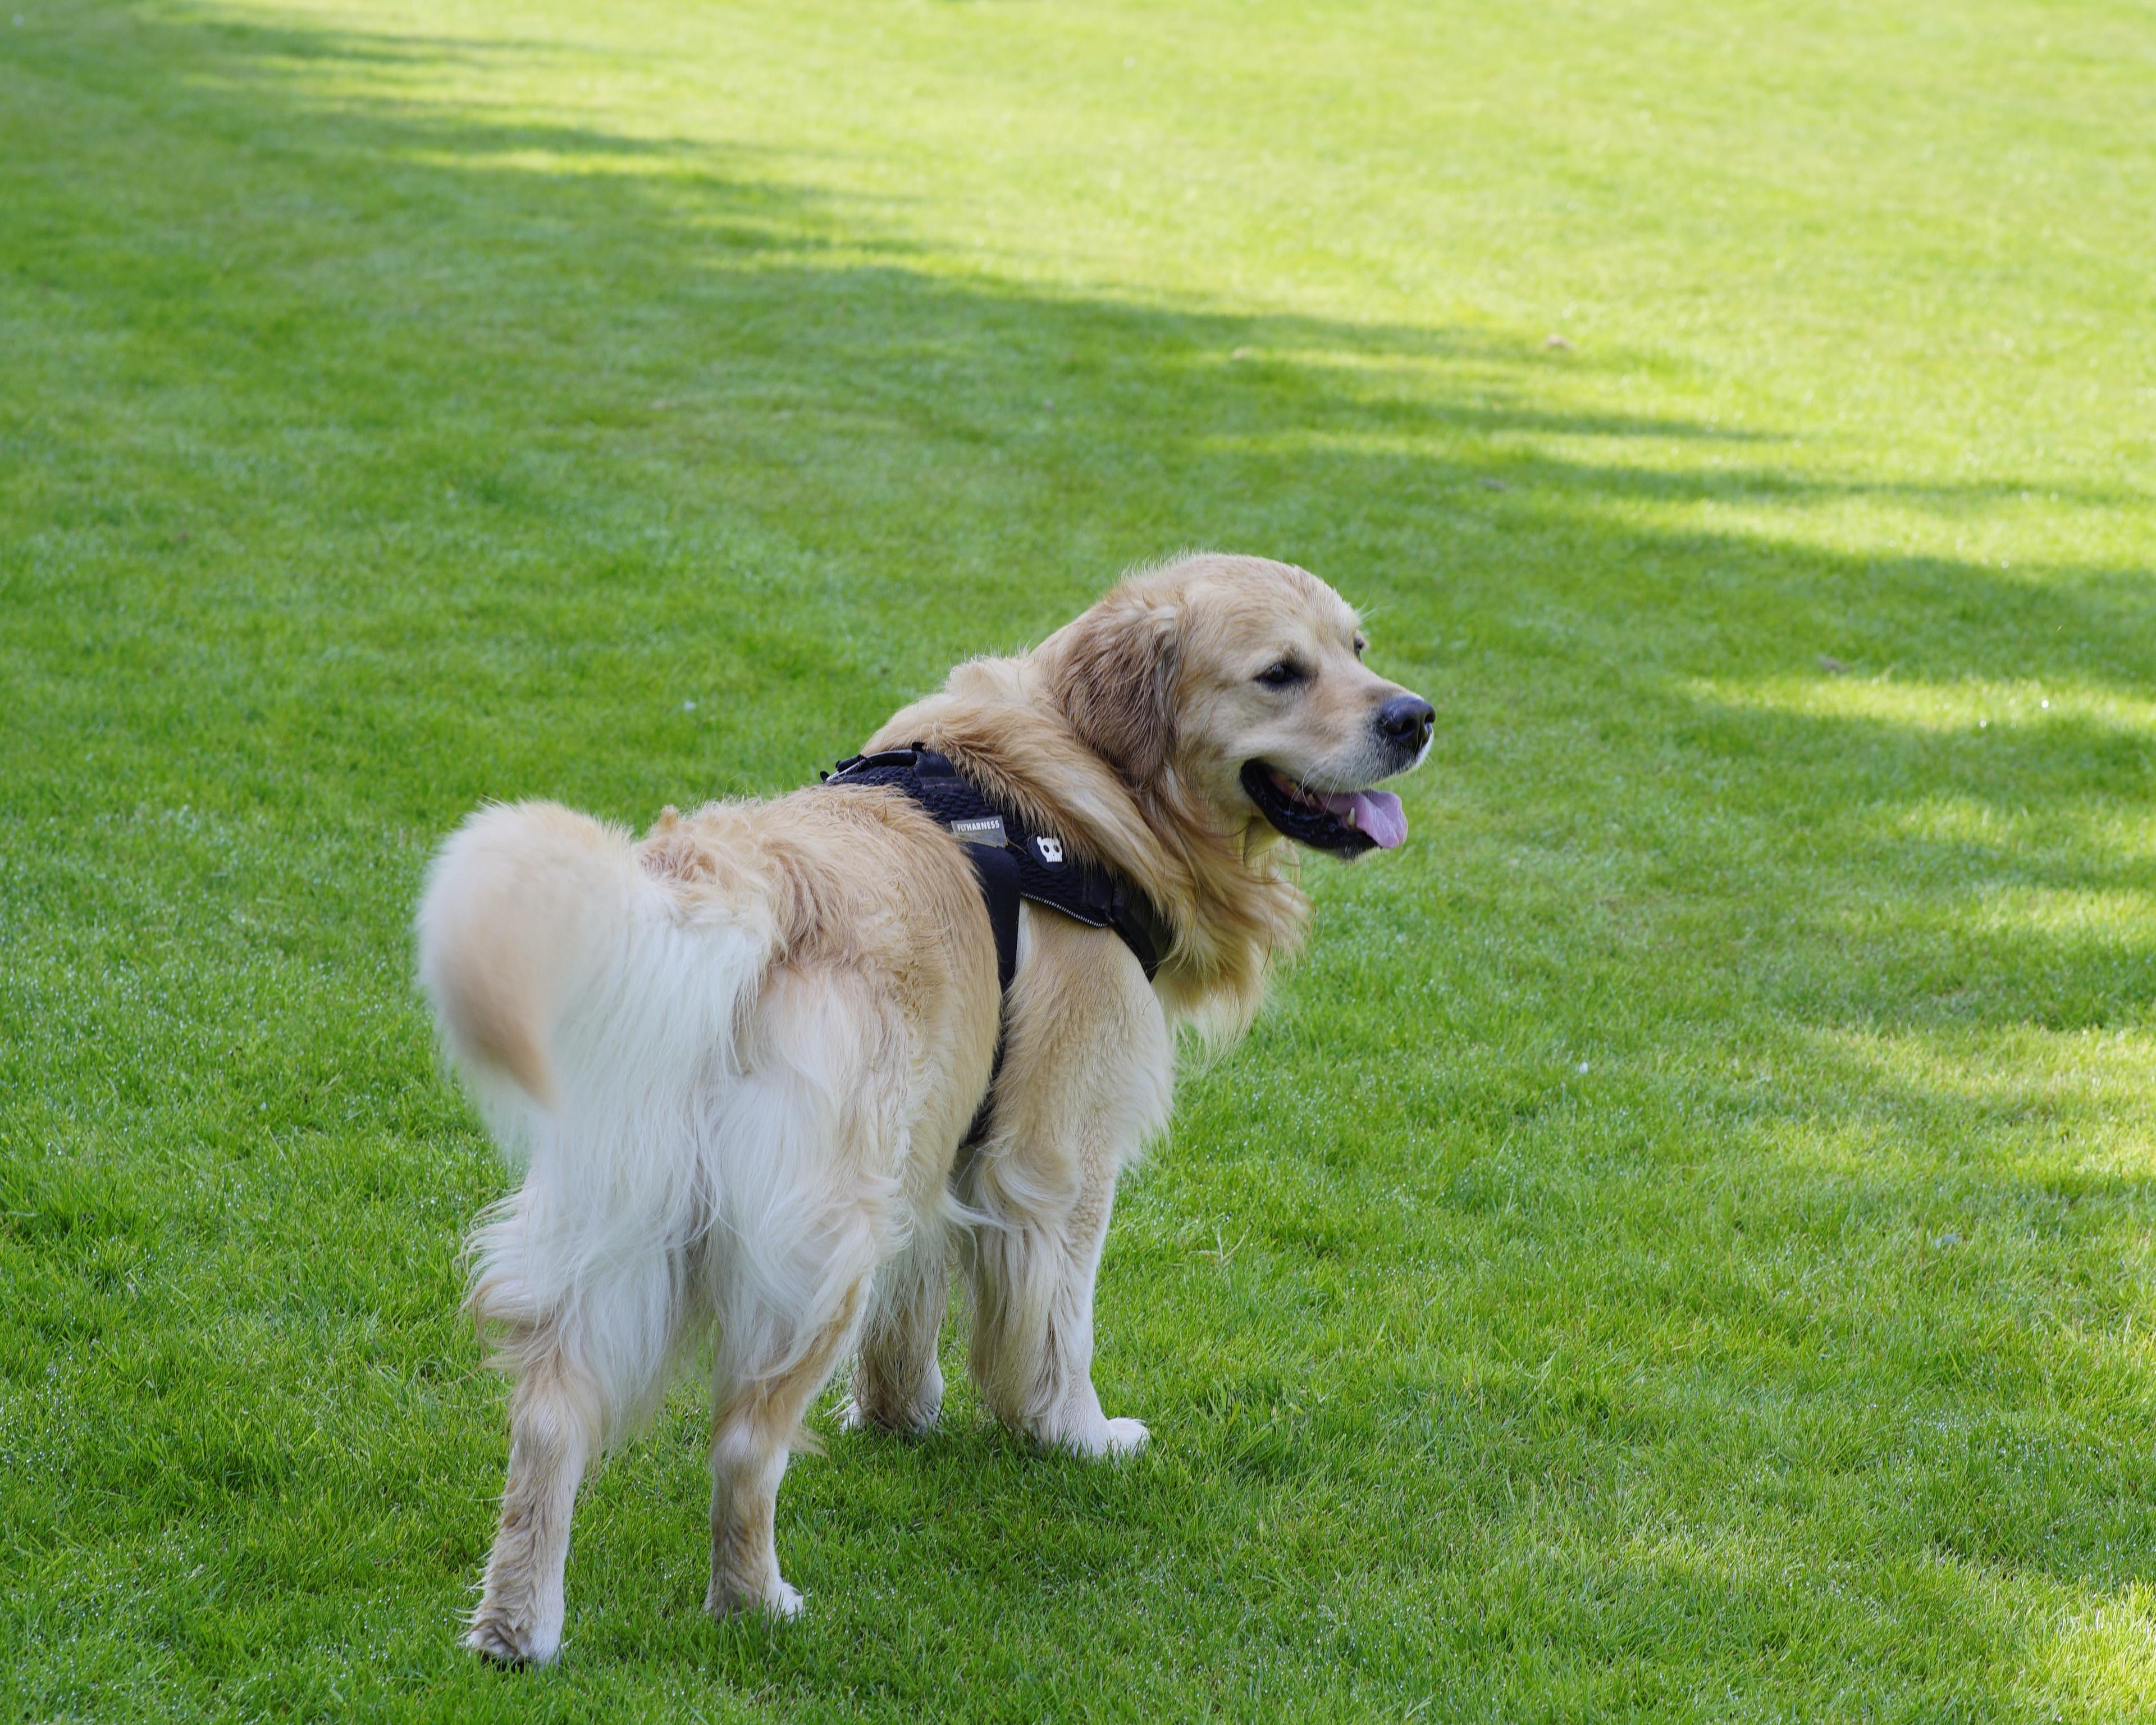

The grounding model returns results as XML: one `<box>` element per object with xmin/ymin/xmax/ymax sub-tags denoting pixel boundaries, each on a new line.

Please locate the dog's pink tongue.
<box><xmin>1352</xmin><ymin>790</ymin><xmax>1408</xmax><ymax>848</ymax></box>
<box><xmin>1314</xmin><ymin>788</ymin><xmax>1408</xmax><ymax>848</ymax></box>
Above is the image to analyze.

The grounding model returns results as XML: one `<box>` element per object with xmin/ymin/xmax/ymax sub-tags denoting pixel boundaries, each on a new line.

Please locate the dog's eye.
<box><xmin>1352</xmin><ymin>635</ymin><xmax>1367</xmax><ymax>660</ymax></box>
<box><xmin>1255</xmin><ymin>660</ymin><xmax>1307</xmax><ymax>688</ymax></box>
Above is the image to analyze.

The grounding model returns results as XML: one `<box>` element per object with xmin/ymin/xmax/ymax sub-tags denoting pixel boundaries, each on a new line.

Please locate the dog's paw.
<box><xmin>836</xmin><ymin>1394</ymin><xmax>941</xmax><ymax>1438</ymax></box>
<box><xmin>708</xmin><ymin>1578</ymin><xmax>805</xmax><ymax>1622</ymax></box>
<box><xmin>1061</xmin><ymin>1416</ymin><xmax>1150</xmax><ymax>1460</ymax></box>
<box><xmin>465</xmin><ymin>1614</ymin><xmax>558</xmax><ymax>1668</ymax></box>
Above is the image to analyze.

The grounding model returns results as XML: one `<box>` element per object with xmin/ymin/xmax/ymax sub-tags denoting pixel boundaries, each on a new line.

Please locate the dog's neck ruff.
<box><xmin>820</xmin><ymin>746</ymin><xmax>1166</xmax><ymax>987</ymax></box>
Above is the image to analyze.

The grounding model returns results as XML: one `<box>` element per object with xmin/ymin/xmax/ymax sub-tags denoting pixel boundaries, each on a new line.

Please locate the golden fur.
<box><xmin>416</xmin><ymin>553</ymin><xmax>1428</xmax><ymax>1662</ymax></box>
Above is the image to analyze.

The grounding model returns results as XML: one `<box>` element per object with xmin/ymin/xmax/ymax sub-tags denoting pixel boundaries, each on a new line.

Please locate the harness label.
<box><xmin>1035</xmin><ymin>836</ymin><xmax>1064</xmax><ymax>864</ymax></box>
<box><xmin>949</xmin><ymin>815</ymin><xmax>1008</xmax><ymax>848</ymax></box>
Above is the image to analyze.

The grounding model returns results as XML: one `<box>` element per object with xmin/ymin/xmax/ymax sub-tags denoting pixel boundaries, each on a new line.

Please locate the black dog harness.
<box><xmin>821</xmin><ymin>747</ymin><xmax>1163</xmax><ymax>988</ymax></box>
<box><xmin>820</xmin><ymin>746</ymin><xmax>1166</xmax><ymax>1149</ymax></box>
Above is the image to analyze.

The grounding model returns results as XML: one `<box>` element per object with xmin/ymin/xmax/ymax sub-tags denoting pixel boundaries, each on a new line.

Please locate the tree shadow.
<box><xmin>12</xmin><ymin>3</ymin><xmax>2146</xmax><ymax>805</ymax></box>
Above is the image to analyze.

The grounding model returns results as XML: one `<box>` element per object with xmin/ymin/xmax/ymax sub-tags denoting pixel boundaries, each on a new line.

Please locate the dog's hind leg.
<box><xmin>463</xmin><ymin>1182</ymin><xmax>690</xmax><ymax>1666</ymax></box>
<box><xmin>706</xmin><ymin>1273</ymin><xmax>870</xmax><ymax>1619</ymax></box>
<box><xmin>465</xmin><ymin>1332</ymin><xmax>602</xmax><ymax>1666</ymax></box>
<box><xmin>704</xmin><ymin>970</ymin><xmax>903</xmax><ymax>1618</ymax></box>
<box><xmin>842</xmin><ymin>1226</ymin><xmax>950</xmax><ymax>1435</ymax></box>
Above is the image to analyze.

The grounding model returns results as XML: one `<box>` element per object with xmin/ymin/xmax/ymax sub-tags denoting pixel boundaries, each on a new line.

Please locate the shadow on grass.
<box><xmin>10</xmin><ymin>2</ymin><xmax>2149</xmax><ymax>883</ymax></box>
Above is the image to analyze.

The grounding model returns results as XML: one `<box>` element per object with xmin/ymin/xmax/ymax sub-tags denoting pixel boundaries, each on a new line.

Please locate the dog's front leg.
<box><xmin>963</xmin><ymin>915</ymin><xmax>1173</xmax><ymax>1458</ymax></box>
<box><xmin>967</xmin><ymin>1147</ymin><xmax>1148</xmax><ymax>1457</ymax></box>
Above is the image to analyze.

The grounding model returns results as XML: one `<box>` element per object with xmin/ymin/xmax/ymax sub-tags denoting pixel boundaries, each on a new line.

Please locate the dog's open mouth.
<box><xmin>1240</xmin><ymin>761</ymin><xmax>1407</xmax><ymax>856</ymax></box>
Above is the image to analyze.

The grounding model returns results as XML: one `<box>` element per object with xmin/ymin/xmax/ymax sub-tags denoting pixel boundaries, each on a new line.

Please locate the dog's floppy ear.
<box><xmin>1047</xmin><ymin>589</ymin><xmax>1181</xmax><ymax>783</ymax></box>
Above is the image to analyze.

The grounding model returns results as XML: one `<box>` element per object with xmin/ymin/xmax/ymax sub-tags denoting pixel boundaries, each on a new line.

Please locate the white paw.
<box><xmin>709</xmin><ymin>1577</ymin><xmax>806</xmax><ymax>1622</ymax></box>
<box><xmin>1061</xmin><ymin>1416</ymin><xmax>1150</xmax><ymax>1459</ymax></box>
<box><xmin>465</xmin><ymin>1615</ymin><xmax>560</xmax><ymax>1668</ymax></box>
<box><xmin>836</xmin><ymin>1394</ymin><xmax>942</xmax><ymax>1436</ymax></box>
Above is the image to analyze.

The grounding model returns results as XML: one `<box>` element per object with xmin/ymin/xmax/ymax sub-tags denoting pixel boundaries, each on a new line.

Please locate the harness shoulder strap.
<box><xmin>969</xmin><ymin>834</ymin><xmax>1022</xmax><ymax>995</ymax></box>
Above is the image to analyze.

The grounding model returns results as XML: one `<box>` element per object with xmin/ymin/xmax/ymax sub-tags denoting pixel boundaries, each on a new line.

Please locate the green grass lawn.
<box><xmin>5</xmin><ymin>0</ymin><xmax>2155</xmax><ymax>1717</ymax></box>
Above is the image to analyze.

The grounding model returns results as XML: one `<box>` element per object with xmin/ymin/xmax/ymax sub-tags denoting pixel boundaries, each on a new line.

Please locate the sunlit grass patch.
<box><xmin>2015</xmin><ymin>1585</ymin><xmax>2156</xmax><ymax>1722</ymax></box>
<box><xmin>1691</xmin><ymin>673</ymin><xmax>2156</xmax><ymax>738</ymax></box>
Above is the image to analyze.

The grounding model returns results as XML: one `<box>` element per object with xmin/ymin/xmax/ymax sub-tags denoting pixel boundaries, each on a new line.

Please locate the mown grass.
<box><xmin>4</xmin><ymin>0</ymin><xmax>2154</xmax><ymax>1718</ymax></box>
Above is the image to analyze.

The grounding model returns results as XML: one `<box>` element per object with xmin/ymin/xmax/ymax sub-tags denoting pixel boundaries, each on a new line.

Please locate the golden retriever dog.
<box><xmin>416</xmin><ymin>552</ymin><xmax>1432</xmax><ymax>1663</ymax></box>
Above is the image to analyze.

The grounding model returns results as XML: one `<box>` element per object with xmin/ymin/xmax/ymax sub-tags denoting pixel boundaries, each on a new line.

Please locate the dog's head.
<box><xmin>1042</xmin><ymin>554</ymin><xmax>1433</xmax><ymax>857</ymax></box>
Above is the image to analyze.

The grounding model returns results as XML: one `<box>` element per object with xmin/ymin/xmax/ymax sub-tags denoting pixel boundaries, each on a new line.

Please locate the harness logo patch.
<box><xmin>1035</xmin><ymin>836</ymin><xmax>1064</xmax><ymax>864</ymax></box>
<box><xmin>951</xmin><ymin>816</ymin><xmax>1007</xmax><ymax>848</ymax></box>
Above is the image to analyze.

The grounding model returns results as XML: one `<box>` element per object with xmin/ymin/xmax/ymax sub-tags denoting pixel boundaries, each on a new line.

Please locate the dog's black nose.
<box><xmin>1375</xmin><ymin>693</ymin><xmax>1435</xmax><ymax>752</ymax></box>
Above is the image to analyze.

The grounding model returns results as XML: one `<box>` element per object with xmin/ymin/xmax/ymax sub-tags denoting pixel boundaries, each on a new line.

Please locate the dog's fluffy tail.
<box><xmin>415</xmin><ymin>801</ymin><xmax>773</xmax><ymax>1149</ymax></box>
<box><xmin>418</xmin><ymin>800</ymin><xmax>793</xmax><ymax>1437</ymax></box>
